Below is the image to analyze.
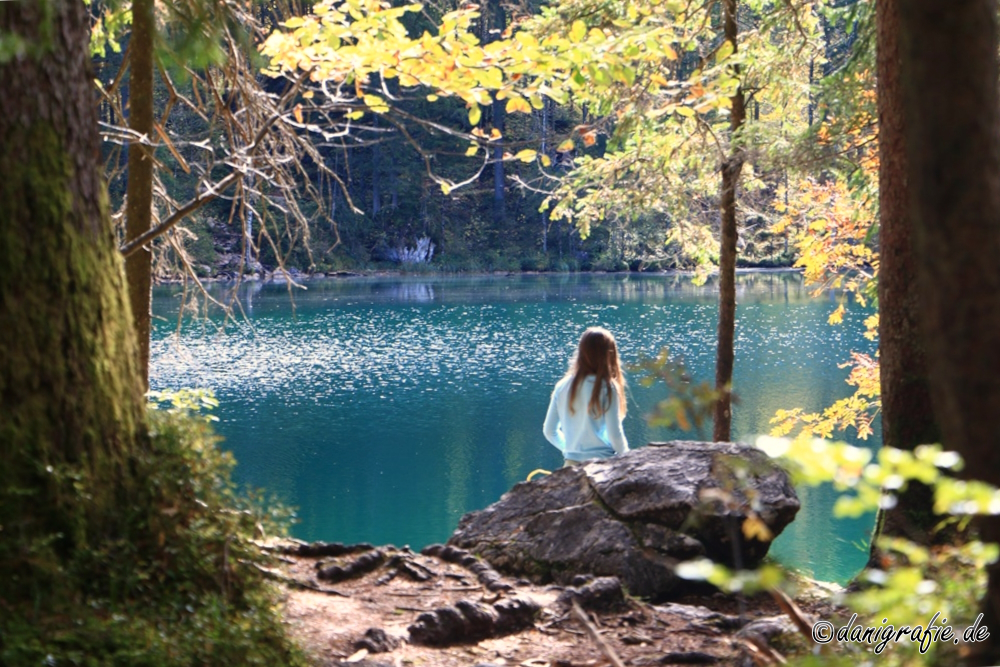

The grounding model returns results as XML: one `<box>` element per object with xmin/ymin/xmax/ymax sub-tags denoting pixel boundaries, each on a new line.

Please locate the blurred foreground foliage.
<box><xmin>0</xmin><ymin>390</ymin><xmax>304</xmax><ymax>667</ymax></box>
<box><xmin>678</xmin><ymin>437</ymin><xmax>997</xmax><ymax>665</ymax></box>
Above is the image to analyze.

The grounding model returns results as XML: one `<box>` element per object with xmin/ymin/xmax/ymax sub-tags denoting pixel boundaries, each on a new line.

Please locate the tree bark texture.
<box><xmin>0</xmin><ymin>0</ymin><xmax>145</xmax><ymax>593</ymax></box>
<box><xmin>899</xmin><ymin>1</ymin><xmax>1000</xmax><ymax>663</ymax></box>
<box><xmin>125</xmin><ymin>0</ymin><xmax>155</xmax><ymax>388</ymax></box>
<box><xmin>872</xmin><ymin>0</ymin><xmax>941</xmax><ymax>549</ymax></box>
<box><xmin>713</xmin><ymin>0</ymin><xmax>745</xmax><ymax>442</ymax></box>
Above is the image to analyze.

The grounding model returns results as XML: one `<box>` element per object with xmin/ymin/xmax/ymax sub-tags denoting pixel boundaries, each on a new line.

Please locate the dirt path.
<box><xmin>264</xmin><ymin>542</ymin><xmax>835</xmax><ymax>667</ymax></box>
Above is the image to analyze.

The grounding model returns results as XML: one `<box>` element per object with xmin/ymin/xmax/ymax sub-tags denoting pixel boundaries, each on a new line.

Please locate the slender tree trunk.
<box><xmin>870</xmin><ymin>0</ymin><xmax>941</xmax><ymax>556</ymax></box>
<box><xmin>899</xmin><ymin>1</ymin><xmax>1000</xmax><ymax>663</ymax></box>
<box><xmin>490</xmin><ymin>0</ymin><xmax>506</xmax><ymax>225</ymax></box>
<box><xmin>0</xmin><ymin>0</ymin><xmax>145</xmax><ymax>595</ymax></box>
<box><xmin>125</xmin><ymin>0</ymin><xmax>155</xmax><ymax>389</ymax></box>
<box><xmin>541</xmin><ymin>98</ymin><xmax>550</xmax><ymax>254</ymax></box>
<box><xmin>713</xmin><ymin>0</ymin><xmax>745</xmax><ymax>442</ymax></box>
<box><xmin>372</xmin><ymin>118</ymin><xmax>381</xmax><ymax>218</ymax></box>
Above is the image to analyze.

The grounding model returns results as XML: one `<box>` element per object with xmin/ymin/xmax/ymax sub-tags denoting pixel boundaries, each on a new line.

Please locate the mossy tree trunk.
<box><xmin>713</xmin><ymin>0</ymin><xmax>745</xmax><ymax>442</ymax></box>
<box><xmin>0</xmin><ymin>0</ymin><xmax>145</xmax><ymax>598</ymax></box>
<box><xmin>870</xmin><ymin>0</ymin><xmax>941</xmax><ymax>554</ymax></box>
<box><xmin>899</xmin><ymin>0</ymin><xmax>1000</xmax><ymax>663</ymax></box>
<box><xmin>125</xmin><ymin>0</ymin><xmax>156</xmax><ymax>389</ymax></box>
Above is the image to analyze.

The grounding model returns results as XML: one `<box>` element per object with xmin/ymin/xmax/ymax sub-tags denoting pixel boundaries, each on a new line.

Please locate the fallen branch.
<box><xmin>739</xmin><ymin>635</ymin><xmax>787</xmax><ymax>666</ymax></box>
<box><xmin>769</xmin><ymin>588</ymin><xmax>814</xmax><ymax>644</ymax></box>
<box><xmin>571</xmin><ymin>600</ymin><xmax>626</xmax><ymax>667</ymax></box>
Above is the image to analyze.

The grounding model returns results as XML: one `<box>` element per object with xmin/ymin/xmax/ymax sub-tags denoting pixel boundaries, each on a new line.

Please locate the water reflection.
<box><xmin>150</xmin><ymin>270</ymin><xmax>877</xmax><ymax>582</ymax></box>
<box><xmin>156</xmin><ymin>271</ymin><xmax>815</xmax><ymax>315</ymax></box>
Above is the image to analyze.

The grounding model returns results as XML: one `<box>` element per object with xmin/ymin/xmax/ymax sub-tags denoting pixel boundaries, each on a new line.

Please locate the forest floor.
<box><xmin>265</xmin><ymin>542</ymin><xmax>841</xmax><ymax>667</ymax></box>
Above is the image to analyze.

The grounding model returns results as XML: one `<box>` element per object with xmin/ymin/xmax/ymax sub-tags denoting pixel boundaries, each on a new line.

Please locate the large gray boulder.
<box><xmin>448</xmin><ymin>441</ymin><xmax>799</xmax><ymax>600</ymax></box>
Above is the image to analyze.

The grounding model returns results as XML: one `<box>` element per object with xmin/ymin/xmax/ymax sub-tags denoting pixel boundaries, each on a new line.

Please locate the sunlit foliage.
<box><xmin>678</xmin><ymin>436</ymin><xmax>998</xmax><ymax>665</ymax></box>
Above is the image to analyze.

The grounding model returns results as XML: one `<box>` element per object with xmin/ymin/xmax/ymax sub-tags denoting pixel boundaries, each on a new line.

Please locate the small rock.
<box><xmin>353</xmin><ymin>628</ymin><xmax>401</xmax><ymax>654</ymax></box>
<box><xmin>736</xmin><ymin>615</ymin><xmax>798</xmax><ymax>642</ymax></box>
<box><xmin>556</xmin><ymin>577</ymin><xmax>627</xmax><ymax>612</ymax></box>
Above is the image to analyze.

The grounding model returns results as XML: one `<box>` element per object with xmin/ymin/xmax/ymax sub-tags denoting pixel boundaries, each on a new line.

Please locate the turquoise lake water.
<box><xmin>150</xmin><ymin>271</ymin><xmax>878</xmax><ymax>583</ymax></box>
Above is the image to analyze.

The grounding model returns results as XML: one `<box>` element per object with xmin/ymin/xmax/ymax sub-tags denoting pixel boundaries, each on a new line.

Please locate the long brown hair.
<box><xmin>566</xmin><ymin>327</ymin><xmax>627</xmax><ymax>419</ymax></box>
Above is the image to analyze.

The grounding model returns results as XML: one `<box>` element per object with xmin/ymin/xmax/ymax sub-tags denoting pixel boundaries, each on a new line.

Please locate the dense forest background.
<box><xmin>92</xmin><ymin>0</ymin><xmax>867</xmax><ymax>279</ymax></box>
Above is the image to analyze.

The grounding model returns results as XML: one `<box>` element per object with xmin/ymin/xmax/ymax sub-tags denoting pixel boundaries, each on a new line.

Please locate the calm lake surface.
<box><xmin>150</xmin><ymin>271</ymin><xmax>878</xmax><ymax>583</ymax></box>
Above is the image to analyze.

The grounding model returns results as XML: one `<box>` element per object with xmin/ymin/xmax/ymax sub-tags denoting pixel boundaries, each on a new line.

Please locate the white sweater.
<box><xmin>542</xmin><ymin>374</ymin><xmax>629</xmax><ymax>461</ymax></box>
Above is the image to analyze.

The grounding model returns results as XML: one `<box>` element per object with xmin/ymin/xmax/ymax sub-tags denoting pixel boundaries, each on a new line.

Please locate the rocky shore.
<box><xmin>266</xmin><ymin>443</ymin><xmax>836</xmax><ymax>666</ymax></box>
<box><xmin>268</xmin><ymin>539</ymin><xmax>838</xmax><ymax>667</ymax></box>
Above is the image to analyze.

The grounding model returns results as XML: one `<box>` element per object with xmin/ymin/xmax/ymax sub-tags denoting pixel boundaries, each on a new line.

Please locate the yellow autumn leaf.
<box><xmin>742</xmin><ymin>515</ymin><xmax>774</xmax><ymax>542</ymax></box>
<box><xmin>293</xmin><ymin>103</ymin><xmax>304</xmax><ymax>123</ymax></box>
<box><xmin>504</xmin><ymin>96</ymin><xmax>531</xmax><ymax>114</ymax></box>
<box><xmin>556</xmin><ymin>138</ymin><xmax>574</xmax><ymax>152</ymax></box>
<box><xmin>362</xmin><ymin>93</ymin><xmax>389</xmax><ymax>113</ymax></box>
<box><xmin>514</xmin><ymin>149</ymin><xmax>537</xmax><ymax>163</ymax></box>
<box><xmin>540</xmin><ymin>154</ymin><xmax>552</xmax><ymax>167</ymax></box>
<box><xmin>465</xmin><ymin>144</ymin><xmax>478</xmax><ymax>157</ymax></box>
<box><xmin>468</xmin><ymin>103</ymin><xmax>481</xmax><ymax>126</ymax></box>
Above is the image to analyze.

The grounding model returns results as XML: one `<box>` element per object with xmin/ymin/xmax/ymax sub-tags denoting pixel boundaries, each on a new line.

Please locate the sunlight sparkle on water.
<box><xmin>151</xmin><ymin>273</ymin><xmax>877</xmax><ymax>583</ymax></box>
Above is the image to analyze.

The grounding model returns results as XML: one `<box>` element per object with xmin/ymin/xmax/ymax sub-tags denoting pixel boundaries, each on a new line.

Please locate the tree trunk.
<box><xmin>713</xmin><ymin>0</ymin><xmax>745</xmax><ymax>442</ymax></box>
<box><xmin>899</xmin><ymin>1</ymin><xmax>1000</xmax><ymax>663</ymax></box>
<box><xmin>870</xmin><ymin>0</ymin><xmax>941</xmax><ymax>555</ymax></box>
<box><xmin>0</xmin><ymin>0</ymin><xmax>145</xmax><ymax>595</ymax></box>
<box><xmin>125</xmin><ymin>0</ymin><xmax>155</xmax><ymax>389</ymax></box>
<box><xmin>541</xmin><ymin>98</ymin><xmax>550</xmax><ymax>254</ymax></box>
<box><xmin>372</xmin><ymin>118</ymin><xmax>381</xmax><ymax>218</ymax></box>
<box><xmin>490</xmin><ymin>0</ymin><xmax>506</xmax><ymax>225</ymax></box>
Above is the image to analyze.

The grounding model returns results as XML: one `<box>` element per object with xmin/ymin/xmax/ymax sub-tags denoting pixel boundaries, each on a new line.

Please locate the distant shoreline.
<box><xmin>153</xmin><ymin>265</ymin><xmax>805</xmax><ymax>285</ymax></box>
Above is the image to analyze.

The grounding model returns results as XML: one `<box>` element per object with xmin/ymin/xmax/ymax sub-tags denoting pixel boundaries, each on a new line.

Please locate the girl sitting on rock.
<box><xmin>543</xmin><ymin>327</ymin><xmax>629</xmax><ymax>465</ymax></box>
